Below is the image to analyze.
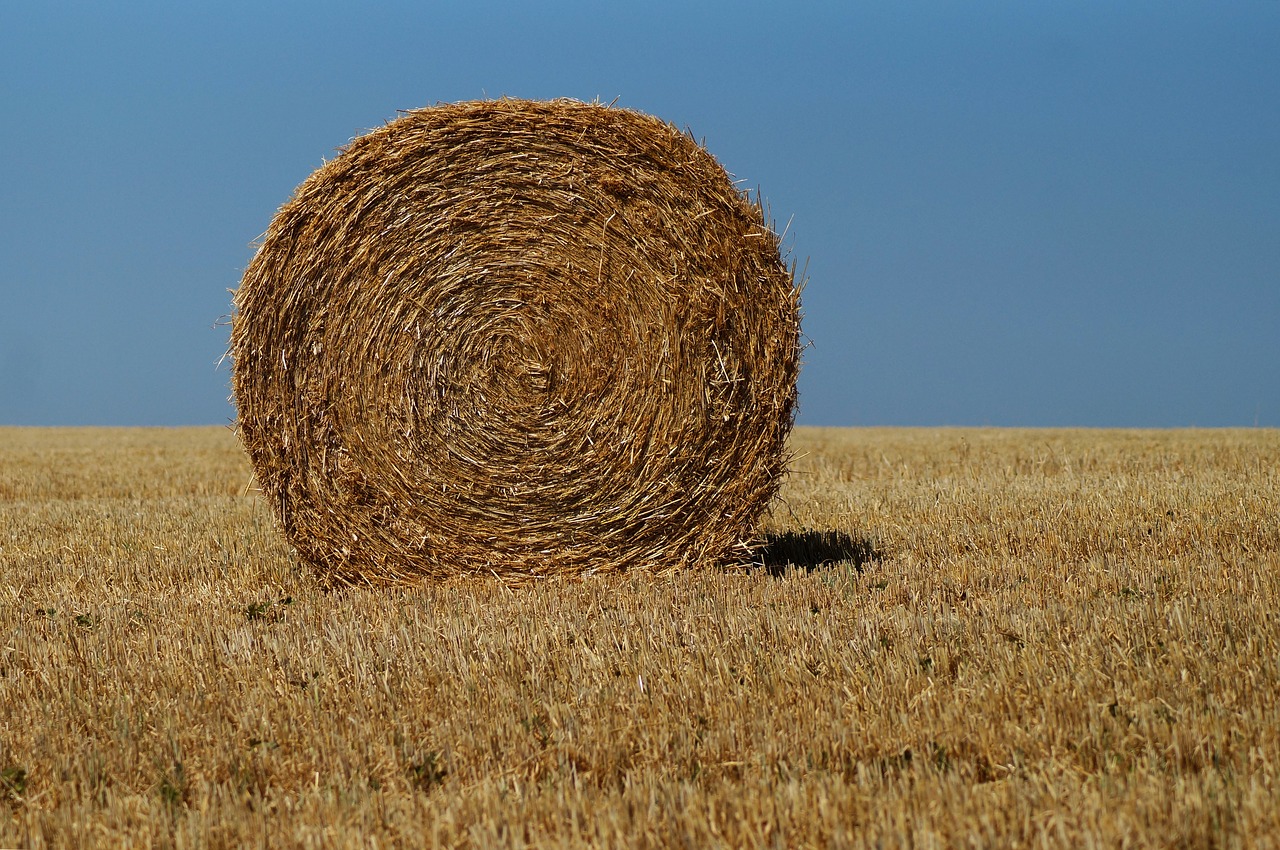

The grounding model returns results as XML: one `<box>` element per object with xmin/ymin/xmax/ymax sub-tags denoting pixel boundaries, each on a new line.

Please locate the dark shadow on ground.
<box><xmin>754</xmin><ymin>530</ymin><xmax>883</xmax><ymax>577</ymax></box>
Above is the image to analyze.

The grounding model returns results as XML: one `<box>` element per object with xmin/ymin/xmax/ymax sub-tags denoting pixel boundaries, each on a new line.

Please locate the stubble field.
<box><xmin>1</xmin><ymin>426</ymin><xmax>1277</xmax><ymax>848</ymax></box>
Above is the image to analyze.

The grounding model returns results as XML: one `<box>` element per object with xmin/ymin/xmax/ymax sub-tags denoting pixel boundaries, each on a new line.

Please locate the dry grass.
<box><xmin>231</xmin><ymin>98</ymin><xmax>800</xmax><ymax>586</ymax></box>
<box><xmin>1</xmin><ymin>425</ymin><xmax>1278</xmax><ymax>848</ymax></box>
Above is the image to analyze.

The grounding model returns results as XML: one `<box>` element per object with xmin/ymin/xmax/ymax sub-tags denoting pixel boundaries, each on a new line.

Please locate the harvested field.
<box><xmin>1</xmin><ymin>426</ymin><xmax>1278</xmax><ymax>848</ymax></box>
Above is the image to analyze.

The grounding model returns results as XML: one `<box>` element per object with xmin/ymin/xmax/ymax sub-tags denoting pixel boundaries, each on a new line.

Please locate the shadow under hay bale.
<box><xmin>230</xmin><ymin>98</ymin><xmax>801</xmax><ymax>586</ymax></box>
<box><xmin>754</xmin><ymin>530</ymin><xmax>882</xmax><ymax>576</ymax></box>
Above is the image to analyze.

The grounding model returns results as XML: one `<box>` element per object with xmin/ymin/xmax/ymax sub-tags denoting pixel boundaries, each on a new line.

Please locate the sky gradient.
<box><xmin>2</xmin><ymin>1</ymin><xmax>1277</xmax><ymax>427</ymax></box>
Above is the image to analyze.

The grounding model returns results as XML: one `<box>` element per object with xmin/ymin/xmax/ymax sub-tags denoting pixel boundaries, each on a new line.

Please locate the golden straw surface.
<box><xmin>231</xmin><ymin>98</ymin><xmax>801</xmax><ymax>585</ymax></box>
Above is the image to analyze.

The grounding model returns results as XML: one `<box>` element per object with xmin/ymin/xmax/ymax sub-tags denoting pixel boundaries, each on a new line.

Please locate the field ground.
<box><xmin>1</xmin><ymin>426</ymin><xmax>1278</xmax><ymax>848</ymax></box>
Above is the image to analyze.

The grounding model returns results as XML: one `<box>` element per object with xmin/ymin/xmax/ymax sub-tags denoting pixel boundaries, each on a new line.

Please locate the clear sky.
<box><xmin>2</xmin><ymin>1</ymin><xmax>1276</xmax><ymax>428</ymax></box>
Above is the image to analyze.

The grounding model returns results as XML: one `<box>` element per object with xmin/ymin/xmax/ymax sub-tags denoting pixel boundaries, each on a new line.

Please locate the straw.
<box><xmin>230</xmin><ymin>98</ymin><xmax>801</xmax><ymax>585</ymax></box>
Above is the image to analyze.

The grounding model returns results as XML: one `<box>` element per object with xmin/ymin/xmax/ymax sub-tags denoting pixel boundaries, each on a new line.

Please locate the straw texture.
<box><xmin>231</xmin><ymin>98</ymin><xmax>800</xmax><ymax>585</ymax></box>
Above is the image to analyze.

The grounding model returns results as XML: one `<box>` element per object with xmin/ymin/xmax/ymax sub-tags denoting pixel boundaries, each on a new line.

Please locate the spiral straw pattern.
<box><xmin>231</xmin><ymin>99</ymin><xmax>800</xmax><ymax>585</ymax></box>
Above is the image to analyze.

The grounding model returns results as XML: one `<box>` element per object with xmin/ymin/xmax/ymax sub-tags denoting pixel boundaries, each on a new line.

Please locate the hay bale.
<box><xmin>230</xmin><ymin>98</ymin><xmax>800</xmax><ymax>585</ymax></box>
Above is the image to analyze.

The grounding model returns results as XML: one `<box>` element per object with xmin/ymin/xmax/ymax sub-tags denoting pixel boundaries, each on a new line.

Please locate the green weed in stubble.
<box><xmin>522</xmin><ymin>713</ymin><xmax>553</xmax><ymax>750</ymax></box>
<box><xmin>158</xmin><ymin>767</ymin><xmax>186</xmax><ymax>810</ymax></box>
<box><xmin>407</xmin><ymin>751</ymin><xmax>448</xmax><ymax>792</ymax></box>
<box><xmin>0</xmin><ymin>766</ymin><xmax>26</xmax><ymax>804</ymax></box>
<box><xmin>156</xmin><ymin>740</ymin><xmax>189</xmax><ymax>812</ymax></box>
<box><xmin>245</xmin><ymin>595</ymin><xmax>293</xmax><ymax>623</ymax></box>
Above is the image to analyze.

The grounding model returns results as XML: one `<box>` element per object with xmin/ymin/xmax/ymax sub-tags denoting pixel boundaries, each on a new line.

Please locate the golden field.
<box><xmin>1</xmin><ymin>426</ymin><xmax>1277</xmax><ymax>848</ymax></box>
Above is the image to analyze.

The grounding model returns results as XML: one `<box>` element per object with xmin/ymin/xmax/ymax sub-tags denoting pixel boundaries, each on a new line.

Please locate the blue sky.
<box><xmin>1</xmin><ymin>1</ymin><xmax>1276</xmax><ymax>427</ymax></box>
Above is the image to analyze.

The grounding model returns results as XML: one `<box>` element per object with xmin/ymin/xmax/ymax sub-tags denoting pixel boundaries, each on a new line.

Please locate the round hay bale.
<box><xmin>230</xmin><ymin>98</ymin><xmax>801</xmax><ymax>586</ymax></box>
